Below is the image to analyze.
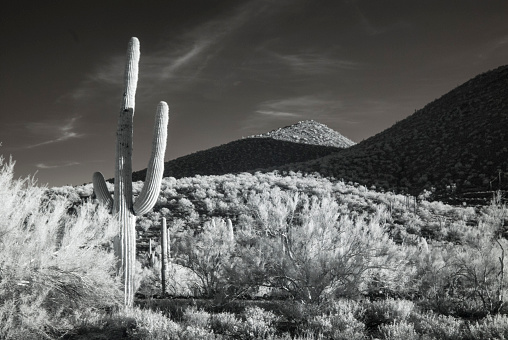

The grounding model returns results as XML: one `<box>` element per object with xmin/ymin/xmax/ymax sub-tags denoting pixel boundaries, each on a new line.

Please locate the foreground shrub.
<box><xmin>362</xmin><ymin>299</ymin><xmax>414</xmax><ymax>330</ymax></box>
<box><xmin>0</xmin><ymin>156</ymin><xmax>121</xmax><ymax>339</ymax></box>
<box><xmin>210</xmin><ymin>312</ymin><xmax>243</xmax><ymax>338</ymax></box>
<box><xmin>69</xmin><ymin>307</ymin><xmax>182</xmax><ymax>340</ymax></box>
<box><xmin>310</xmin><ymin>311</ymin><xmax>365</xmax><ymax>339</ymax></box>
<box><xmin>379</xmin><ymin>320</ymin><xmax>418</xmax><ymax>340</ymax></box>
<box><xmin>233</xmin><ymin>190</ymin><xmax>413</xmax><ymax>302</ymax></box>
<box><xmin>182</xmin><ymin>307</ymin><xmax>211</xmax><ymax>329</ymax></box>
<box><xmin>465</xmin><ymin>314</ymin><xmax>508</xmax><ymax>340</ymax></box>
<box><xmin>242</xmin><ymin>306</ymin><xmax>279</xmax><ymax>339</ymax></box>
<box><xmin>411</xmin><ymin>312</ymin><xmax>463</xmax><ymax>339</ymax></box>
<box><xmin>175</xmin><ymin>218</ymin><xmax>236</xmax><ymax>298</ymax></box>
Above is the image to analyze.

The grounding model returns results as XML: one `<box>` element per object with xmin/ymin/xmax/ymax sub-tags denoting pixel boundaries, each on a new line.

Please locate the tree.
<box><xmin>175</xmin><ymin>218</ymin><xmax>236</xmax><ymax>297</ymax></box>
<box><xmin>237</xmin><ymin>189</ymin><xmax>411</xmax><ymax>302</ymax></box>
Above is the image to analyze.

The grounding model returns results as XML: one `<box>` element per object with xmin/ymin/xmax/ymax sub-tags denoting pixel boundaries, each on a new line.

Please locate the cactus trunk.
<box><xmin>93</xmin><ymin>37</ymin><xmax>169</xmax><ymax>307</ymax></box>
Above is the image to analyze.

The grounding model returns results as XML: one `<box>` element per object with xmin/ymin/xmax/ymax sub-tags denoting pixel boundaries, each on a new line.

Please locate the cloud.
<box><xmin>271</xmin><ymin>52</ymin><xmax>359</xmax><ymax>75</ymax></box>
<box><xmin>257</xmin><ymin>110</ymin><xmax>300</xmax><ymax>118</ymax></box>
<box><xmin>257</xmin><ymin>95</ymin><xmax>344</xmax><ymax>116</ymax></box>
<box><xmin>243</xmin><ymin>94</ymin><xmax>346</xmax><ymax>132</ymax></box>
<box><xmin>346</xmin><ymin>0</ymin><xmax>386</xmax><ymax>36</ymax></box>
<box><xmin>82</xmin><ymin>1</ymin><xmax>266</xmax><ymax>91</ymax></box>
<box><xmin>477</xmin><ymin>34</ymin><xmax>508</xmax><ymax>59</ymax></box>
<box><xmin>35</xmin><ymin>161</ymin><xmax>80</xmax><ymax>169</ymax></box>
<box><xmin>25</xmin><ymin>116</ymin><xmax>83</xmax><ymax>149</ymax></box>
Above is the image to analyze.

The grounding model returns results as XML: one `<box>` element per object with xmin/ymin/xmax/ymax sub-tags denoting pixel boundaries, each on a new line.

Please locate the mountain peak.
<box><xmin>248</xmin><ymin>120</ymin><xmax>356</xmax><ymax>148</ymax></box>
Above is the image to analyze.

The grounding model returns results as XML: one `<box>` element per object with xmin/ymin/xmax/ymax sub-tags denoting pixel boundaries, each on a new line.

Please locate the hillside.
<box><xmin>248</xmin><ymin>119</ymin><xmax>356</xmax><ymax>148</ymax></box>
<box><xmin>272</xmin><ymin>65</ymin><xmax>508</xmax><ymax>203</ymax></box>
<box><xmin>132</xmin><ymin>120</ymin><xmax>353</xmax><ymax>181</ymax></box>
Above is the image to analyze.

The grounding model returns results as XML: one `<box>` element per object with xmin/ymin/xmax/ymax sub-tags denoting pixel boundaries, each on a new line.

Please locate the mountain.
<box><xmin>131</xmin><ymin>120</ymin><xmax>354</xmax><ymax>181</ymax></box>
<box><xmin>273</xmin><ymin>65</ymin><xmax>508</xmax><ymax>203</ymax></box>
<box><xmin>248</xmin><ymin>120</ymin><xmax>355</xmax><ymax>148</ymax></box>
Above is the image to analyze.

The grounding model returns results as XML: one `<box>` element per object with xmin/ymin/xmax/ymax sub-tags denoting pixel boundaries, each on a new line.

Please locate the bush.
<box><xmin>362</xmin><ymin>299</ymin><xmax>414</xmax><ymax>330</ymax></box>
<box><xmin>175</xmin><ymin>218</ymin><xmax>236</xmax><ymax>298</ymax></box>
<box><xmin>411</xmin><ymin>312</ymin><xmax>463</xmax><ymax>340</ymax></box>
<box><xmin>242</xmin><ymin>306</ymin><xmax>278</xmax><ymax>339</ymax></box>
<box><xmin>182</xmin><ymin>307</ymin><xmax>211</xmax><ymax>329</ymax></box>
<box><xmin>307</xmin><ymin>299</ymin><xmax>365</xmax><ymax>339</ymax></box>
<box><xmin>121</xmin><ymin>307</ymin><xmax>182</xmax><ymax>340</ymax></box>
<box><xmin>237</xmin><ymin>190</ymin><xmax>413</xmax><ymax>302</ymax></box>
<box><xmin>0</xmin><ymin>156</ymin><xmax>122</xmax><ymax>339</ymax></box>
<box><xmin>379</xmin><ymin>320</ymin><xmax>418</xmax><ymax>340</ymax></box>
<box><xmin>465</xmin><ymin>314</ymin><xmax>508</xmax><ymax>340</ymax></box>
<box><xmin>210</xmin><ymin>312</ymin><xmax>243</xmax><ymax>337</ymax></box>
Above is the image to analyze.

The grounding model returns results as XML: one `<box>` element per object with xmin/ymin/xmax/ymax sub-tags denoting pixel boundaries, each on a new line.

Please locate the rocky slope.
<box><xmin>248</xmin><ymin>120</ymin><xmax>355</xmax><ymax>148</ymax></box>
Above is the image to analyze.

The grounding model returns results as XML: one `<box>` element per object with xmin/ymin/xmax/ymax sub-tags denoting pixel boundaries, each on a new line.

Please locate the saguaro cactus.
<box><xmin>93</xmin><ymin>37</ymin><xmax>169</xmax><ymax>307</ymax></box>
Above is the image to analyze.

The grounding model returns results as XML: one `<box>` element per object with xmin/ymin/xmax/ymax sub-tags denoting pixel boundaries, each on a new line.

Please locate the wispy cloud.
<box><xmin>35</xmin><ymin>161</ymin><xmax>80</xmax><ymax>169</ymax></box>
<box><xmin>25</xmin><ymin>116</ymin><xmax>83</xmax><ymax>149</ymax></box>
<box><xmin>257</xmin><ymin>95</ymin><xmax>344</xmax><ymax>117</ymax></box>
<box><xmin>257</xmin><ymin>110</ymin><xmax>300</xmax><ymax>118</ymax></box>
<box><xmin>82</xmin><ymin>2</ymin><xmax>264</xmax><ymax>91</ymax></box>
<box><xmin>271</xmin><ymin>52</ymin><xmax>359</xmax><ymax>75</ymax></box>
<box><xmin>244</xmin><ymin>94</ymin><xmax>347</xmax><ymax>132</ymax></box>
<box><xmin>477</xmin><ymin>34</ymin><xmax>508</xmax><ymax>59</ymax></box>
<box><xmin>346</xmin><ymin>0</ymin><xmax>387</xmax><ymax>36</ymax></box>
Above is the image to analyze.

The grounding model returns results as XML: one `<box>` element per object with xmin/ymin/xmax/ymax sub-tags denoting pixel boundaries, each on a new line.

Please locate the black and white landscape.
<box><xmin>1</xmin><ymin>1</ymin><xmax>508</xmax><ymax>339</ymax></box>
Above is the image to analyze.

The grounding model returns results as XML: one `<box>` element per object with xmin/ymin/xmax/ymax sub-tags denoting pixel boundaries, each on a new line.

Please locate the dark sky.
<box><xmin>1</xmin><ymin>0</ymin><xmax>508</xmax><ymax>187</ymax></box>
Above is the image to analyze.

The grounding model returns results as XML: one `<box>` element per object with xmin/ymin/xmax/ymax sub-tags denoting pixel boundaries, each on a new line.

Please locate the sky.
<box><xmin>1</xmin><ymin>0</ymin><xmax>508</xmax><ymax>187</ymax></box>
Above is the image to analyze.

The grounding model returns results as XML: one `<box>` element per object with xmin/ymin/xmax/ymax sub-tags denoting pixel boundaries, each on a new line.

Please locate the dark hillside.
<box><xmin>274</xmin><ymin>65</ymin><xmax>508</xmax><ymax>203</ymax></box>
<box><xmin>132</xmin><ymin>120</ymin><xmax>353</xmax><ymax>181</ymax></box>
<box><xmin>132</xmin><ymin>138</ymin><xmax>342</xmax><ymax>181</ymax></box>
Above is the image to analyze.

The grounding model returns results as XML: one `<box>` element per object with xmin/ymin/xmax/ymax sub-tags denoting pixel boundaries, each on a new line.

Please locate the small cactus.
<box><xmin>227</xmin><ymin>218</ymin><xmax>234</xmax><ymax>242</ymax></box>
<box><xmin>161</xmin><ymin>217</ymin><xmax>168</xmax><ymax>296</ymax></box>
<box><xmin>93</xmin><ymin>37</ymin><xmax>169</xmax><ymax>306</ymax></box>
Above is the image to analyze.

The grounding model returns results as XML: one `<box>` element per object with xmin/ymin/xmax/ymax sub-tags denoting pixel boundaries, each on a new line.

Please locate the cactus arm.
<box><xmin>133</xmin><ymin>101</ymin><xmax>169</xmax><ymax>215</ymax></box>
<box><xmin>92</xmin><ymin>171</ymin><xmax>113</xmax><ymax>208</ymax></box>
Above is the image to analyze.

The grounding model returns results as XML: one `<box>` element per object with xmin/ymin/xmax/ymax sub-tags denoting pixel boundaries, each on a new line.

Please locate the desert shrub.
<box><xmin>175</xmin><ymin>218</ymin><xmax>236</xmax><ymax>297</ymax></box>
<box><xmin>179</xmin><ymin>325</ymin><xmax>217</xmax><ymax>340</ymax></box>
<box><xmin>242</xmin><ymin>306</ymin><xmax>279</xmax><ymax>339</ymax></box>
<box><xmin>182</xmin><ymin>307</ymin><xmax>211</xmax><ymax>329</ymax></box>
<box><xmin>0</xmin><ymin>156</ymin><xmax>121</xmax><ymax>339</ymax></box>
<box><xmin>464</xmin><ymin>314</ymin><xmax>508</xmax><ymax>340</ymax></box>
<box><xmin>378</xmin><ymin>320</ymin><xmax>418</xmax><ymax>340</ymax></box>
<box><xmin>305</xmin><ymin>299</ymin><xmax>365</xmax><ymax>339</ymax></box>
<box><xmin>362</xmin><ymin>299</ymin><xmax>414</xmax><ymax>330</ymax></box>
<box><xmin>70</xmin><ymin>307</ymin><xmax>183</xmax><ymax>340</ymax></box>
<box><xmin>121</xmin><ymin>307</ymin><xmax>182</xmax><ymax>340</ymax></box>
<box><xmin>410</xmin><ymin>312</ymin><xmax>463</xmax><ymax>340</ymax></box>
<box><xmin>416</xmin><ymin>219</ymin><xmax>508</xmax><ymax>317</ymax></box>
<box><xmin>210</xmin><ymin>311</ymin><xmax>243</xmax><ymax>337</ymax></box>
<box><xmin>234</xmin><ymin>190</ymin><xmax>413</xmax><ymax>302</ymax></box>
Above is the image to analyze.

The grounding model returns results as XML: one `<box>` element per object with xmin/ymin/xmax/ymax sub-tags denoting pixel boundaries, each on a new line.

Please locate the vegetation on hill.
<box><xmin>131</xmin><ymin>120</ymin><xmax>353</xmax><ymax>182</ymax></box>
<box><xmin>273</xmin><ymin>66</ymin><xmax>508</xmax><ymax>204</ymax></box>
<box><xmin>132</xmin><ymin>65</ymin><xmax>507</xmax><ymax>204</ymax></box>
<box><xmin>132</xmin><ymin>138</ymin><xmax>343</xmax><ymax>182</ymax></box>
